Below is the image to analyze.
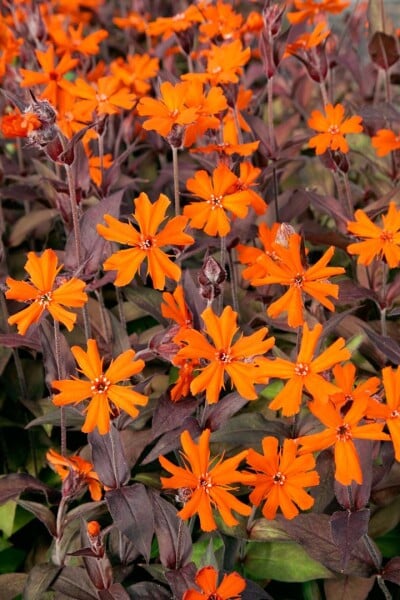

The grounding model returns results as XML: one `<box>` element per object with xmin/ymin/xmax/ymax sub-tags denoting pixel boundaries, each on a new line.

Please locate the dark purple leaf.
<box><xmin>17</xmin><ymin>499</ymin><xmax>56</xmax><ymax>536</ymax></box>
<box><xmin>141</xmin><ymin>417</ymin><xmax>201</xmax><ymax>465</ymax></box>
<box><xmin>362</xmin><ymin>326</ymin><xmax>400</xmax><ymax>365</ymax></box>
<box><xmin>277</xmin><ymin>514</ymin><xmax>376</xmax><ymax>576</ymax></box>
<box><xmin>39</xmin><ymin>319</ymin><xmax>75</xmax><ymax>384</ymax></box>
<box><xmin>151</xmin><ymin>394</ymin><xmax>199</xmax><ymax>439</ymax></box>
<box><xmin>64</xmin><ymin>190</ymin><xmax>123</xmax><ymax>274</ymax></box>
<box><xmin>105</xmin><ymin>485</ymin><xmax>154</xmax><ymax>562</ymax></box>
<box><xmin>88</xmin><ymin>425</ymin><xmax>130</xmax><ymax>489</ymax></box>
<box><xmin>126</xmin><ymin>582</ymin><xmax>170</xmax><ymax>599</ymax></box>
<box><xmin>0</xmin><ymin>473</ymin><xmax>57</xmax><ymax>504</ymax></box>
<box><xmin>309</xmin><ymin>449</ymin><xmax>335</xmax><ymax>513</ymax></box>
<box><xmin>97</xmin><ymin>584</ymin><xmax>130</xmax><ymax>600</ymax></box>
<box><xmin>0</xmin><ymin>332</ymin><xmax>41</xmax><ymax>352</ymax></box>
<box><xmin>324</xmin><ymin>574</ymin><xmax>375</xmax><ymax>600</ymax></box>
<box><xmin>22</xmin><ymin>564</ymin><xmax>61</xmax><ymax>600</ymax></box>
<box><xmin>149</xmin><ymin>490</ymin><xmax>192</xmax><ymax>569</ymax></box>
<box><xmin>123</xmin><ymin>286</ymin><xmax>164</xmax><ymax>324</ymax></box>
<box><xmin>202</xmin><ymin>392</ymin><xmax>249</xmax><ymax>431</ymax></box>
<box><xmin>368</xmin><ymin>32</ymin><xmax>399</xmax><ymax>69</ymax></box>
<box><xmin>210</xmin><ymin>413</ymin><xmax>288</xmax><ymax>448</ymax></box>
<box><xmin>330</xmin><ymin>509</ymin><xmax>370</xmax><ymax>571</ymax></box>
<box><xmin>303</xmin><ymin>189</ymin><xmax>348</xmax><ymax>231</ymax></box>
<box><xmin>68</xmin><ymin>548</ymin><xmax>98</xmax><ymax>558</ymax></box>
<box><xmin>51</xmin><ymin>566</ymin><xmax>98</xmax><ymax>600</ymax></box>
<box><xmin>164</xmin><ymin>563</ymin><xmax>197</xmax><ymax>599</ymax></box>
<box><xmin>382</xmin><ymin>557</ymin><xmax>400</xmax><ymax>585</ymax></box>
<box><xmin>242</xmin><ymin>579</ymin><xmax>273</xmax><ymax>600</ymax></box>
<box><xmin>338</xmin><ymin>280</ymin><xmax>378</xmax><ymax>304</ymax></box>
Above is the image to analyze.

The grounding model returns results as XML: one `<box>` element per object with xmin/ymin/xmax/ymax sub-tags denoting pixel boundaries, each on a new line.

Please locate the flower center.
<box><xmin>216</xmin><ymin>349</ymin><xmax>232</xmax><ymax>363</ymax></box>
<box><xmin>294</xmin><ymin>362</ymin><xmax>310</xmax><ymax>376</ymax></box>
<box><xmin>138</xmin><ymin>235</ymin><xmax>155</xmax><ymax>250</ymax></box>
<box><xmin>90</xmin><ymin>374</ymin><xmax>111</xmax><ymax>394</ymax></box>
<box><xmin>380</xmin><ymin>230</ymin><xmax>394</xmax><ymax>243</ymax></box>
<box><xmin>336</xmin><ymin>423</ymin><xmax>352</xmax><ymax>440</ymax></box>
<box><xmin>49</xmin><ymin>70</ymin><xmax>59</xmax><ymax>81</ymax></box>
<box><xmin>328</xmin><ymin>124</ymin><xmax>340</xmax><ymax>135</ymax></box>
<box><xmin>273</xmin><ymin>471</ymin><xmax>286</xmax><ymax>485</ymax></box>
<box><xmin>208</xmin><ymin>194</ymin><xmax>223</xmax><ymax>209</ymax></box>
<box><xmin>291</xmin><ymin>273</ymin><xmax>304</xmax><ymax>287</ymax></box>
<box><xmin>96</xmin><ymin>93</ymin><xmax>108</xmax><ymax>103</ymax></box>
<box><xmin>390</xmin><ymin>409</ymin><xmax>400</xmax><ymax>419</ymax></box>
<box><xmin>198</xmin><ymin>473</ymin><xmax>212</xmax><ymax>493</ymax></box>
<box><xmin>37</xmin><ymin>291</ymin><xmax>53</xmax><ymax>307</ymax></box>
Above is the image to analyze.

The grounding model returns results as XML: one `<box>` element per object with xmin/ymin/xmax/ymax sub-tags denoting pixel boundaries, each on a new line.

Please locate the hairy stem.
<box><xmin>171</xmin><ymin>146</ymin><xmax>180</xmax><ymax>216</ymax></box>
<box><xmin>53</xmin><ymin>319</ymin><xmax>66</xmax><ymax>456</ymax></box>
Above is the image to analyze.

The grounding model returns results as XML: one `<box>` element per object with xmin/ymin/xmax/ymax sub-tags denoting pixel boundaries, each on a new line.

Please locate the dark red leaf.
<box><xmin>382</xmin><ymin>557</ymin><xmax>400</xmax><ymax>585</ymax></box>
<box><xmin>330</xmin><ymin>509</ymin><xmax>370</xmax><ymax>571</ymax></box>
<box><xmin>17</xmin><ymin>499</ymin><xmax>56</xmax><ymax>537</ymax></box>
<box><xmin>51</xmin><ymin>566</ymin><xmax>98</xmax><ymax>600</ymax></box>
<box><xmin>164</xmin><ymin>563</ymin><xmax>197</xmax><ymax>599</ymax></box>
<box><xmin>149</xmin><ymin>489</ymin><xmax>192</xmax><ymax>569</ymax></box>
<box><xmin>23</xmin><ymin>564</ymin><xmax>61</xmax><ymax>600</ymax></box>
<box><xmin>368</xmin><ymin>32</ymin><xmax>399</xmax><ymax>69</ymax></box>
<box><xmin>97</xmin><ymin>583</ymin><xmax>130</xmax><ymax>600</ymax></box>
<box><xmin>0</xmin><ymin>333</ymin><xmax>41</xmax><ymax>352</ymax></box>
<box><xmin>151</xmin><ymin>394</ymin><xmax>199</xmax><ymax>439</ymax></box>
<box><xmin>142</xmin><ymin>417</ymin><xmax>201</xmax><ymax>465</ymax></box>
<box><xmin>0</xmin><ymin>473</ymin><xmax>57</xmax><ymax>504</ymax></box>
<box><xmin>126</xmin><ymin>582</ymin><xmax>170</xmax><ymax>599</ymax></box>
<box><xmin>202</xmin><ymin>391</ymin><xmax>249</xmax><ymax>431</ymax></box>
<box><xmin>105</xmin><ymin>484</ymin><xmax>154</xmax><ymax>561</ymax></box>
<box><xmin>324</xmin><ymin>574</ymin><xmax>375</xmax><ymax>600</ymax></box>
<box><xmin>88</xmin><ymin>425</ymin><xmax>130</xmax><ymax>489</ymax></box>
<box><xmin>362</xmin><ymin>326</ymin><xmax>400</xmax><ymax>365</ymax></box>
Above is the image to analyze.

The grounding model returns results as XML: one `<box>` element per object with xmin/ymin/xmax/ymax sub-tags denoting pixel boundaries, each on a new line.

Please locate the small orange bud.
<box><xmin>87</xmin><ymin>521</ymin><xmax>101</xmax><ymax>537</ymax></box>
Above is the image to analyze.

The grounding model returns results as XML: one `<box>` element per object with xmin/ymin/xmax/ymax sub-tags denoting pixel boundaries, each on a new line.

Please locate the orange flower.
<box><xmin>86</xmin><ymin>150</ymin><xmax>113</xmax><ymax>187</ymax></box>
<box><xmin>251</xmin><ymin>233</ymin><xmax>344</xmax><ymax>328</ymax></box>
<box><xmin>161</xmin><ymin>285</ymin><xmax>193</xmax><ymax>329</ymax></box>
<box><xmin>52</xmin><ymin>339</ymin><xmax>148</xmax><ymax>435</ymax></box>
<box><xmin>49</xmin><ymin>22</ymin><xmax>108</xmax><ymax>56</ymax></box>
<box><xmin>199</xmin><ymin>1</ymin><xmax>243</xmax><ymax>42</ymax></box>
<box><xmin>183</xmin><ymin>81</ymin><xmax>228</xmax><ymax>147</ymax></box>
<box><xmin>347</xmin><ymin>202</ymin><xmax>400</xmax><ymax>268</ymax></box>
<box><xmin>308</xmin><ymin>103</ymin><xmax>363</xmax><ymax>155</ymax></box>
<box><xmin>183</xmin><ymin>566</ymin><xmax>246</xmax><ymax>600</ymax></box>
<box><xmin>97</xmin><ymin>192</ymin><xmax>194</xmax><ymax>289</ymax></box>
<box><xmin>371</xmin><ymin>129</ymin><xmax>400</xmax><ymax>157</ymax></box>
<box><xmin>113</xmin><ymin>11</ymin><xmax>148</xmax><ymax>32</ymax></box>
<box><xmin>184</xmin><ymin>163</ymin><xmax>254</xmax><ymax>237</ymax></box>
<box><xmin>159</xmin><ymin>429</ymin><xmax>251</xmax><ymax>531</ymax></box>
<box><xmin>174</xmin><ymin>305</ymin><xmax>274</xmax><ymax>404</ymax></box>
<box><xmin>110</xmin><ymin>54</ymin><xmax>159</xmax><ymax>97</ymax></box>
<box><xmin>226</xmin><ymin>162</ymin><xmax>267</xmax><ymax>215</ymax></box>
<box><xmin>284</xmin><ymin>22</ymin><xmax>330</xmax><ymax>57</ymax></box>
<box><xmin>6</xmin><ymin>249</ymin><xmax>88</xmax><ymax>335</ymax></box>
<box><xmin>246</xmin><ymin>437</ymin><xmax>319</xmax><ymax>520</ymax></box>
<box><xmin>259</xmin><ymin>322</ymin><xmax>351</xmax><ymax>416</ymax></box>
<box><xmin>287</xmin><ymin>0</ymin><xmax>350</xmax><ymax>25</ymax></box>
<box><xmin>47</xmin><ymin>448</ymin><xmax>102</xmax><ymax>501</ymax></box>
<box><xmin>329</xmin><ymin>363</ymin><xmax>380</xmax><ymax>411</ymax></box>
<box><xmin>137</xmin><ymin>81</ymin><xmax>198</xmax><ymax>139</ymax></box>
<box><xmin>205</xmin><ymin>40</ymin><xmax>251</xmax><ymax>85</ymax></box>
<box><xmin>366</xmin><ymin>366</ymin><xmax>400</xmax><ymax>461</ymax></box>
<box><xmin>19</xmin><ymin>44</ymin><xmax>78</xmax><ymax>106</ymax></box>
<box><xmin>296</xmin><ymin>395</ymin><xmax>389</xmax><ymax>485</ymax></box>
<box><xmin>147</xmin><ymin>5</ymin><xmax>203</xmax><ymax>39</ymax></box>
<box><xmin>237</xmin><ymin>223</ymin><xmax>282</xmax><ymax>281</ymax></box>
<box><xmin>60</xmin><ymin>76</ymin><xmax>136</xmax><ymax>118</ymax></box>
<box><xmin>1</xmin><ymin>109</ymin><xmax>41</xmax><ymax>138</ymax></box>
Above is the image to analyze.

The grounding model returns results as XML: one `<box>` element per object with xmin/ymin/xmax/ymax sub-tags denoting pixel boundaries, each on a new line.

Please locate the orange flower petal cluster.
<box><xmin>259</xmin><ymin>322</ymin><xmax>350</xmax><ymax>416</ymax></box>
<box><xmin>371</xmin><ymin>129</ymin><xmax>400</xmax><ymax>157</ymax></box>
<box><xmin>347</xmin><ymin>202</ymin><xmax>400</xmax><ymax>268</ymax></box>
<box><xmin>296</xmin><ymin>395</ymin><xmax>388</xmax><ymax>485</ymax></box>
<box><xmin>47</xmin><ymin>448</ymin><xmax>102</xmax><ymax>501</ymax></box>
<box><xmin>287</xmin><ymin>0</ymin><xmax>350</xmax><ymax>25</ymax></box>
<box><xmin>198</xmin><ymin>1</ymin><xmax>243</xmax><ymax>43</ymax></box>
<box><xmin>308</xmin><ymin>103</ymin><xmax>363</xmax><ymax>155</ymax></box>
<box><xmin>367</xmin><ymin>366</ymin><xmax>400</xmax><ymax>461</ymax></box>
<box><xmin>60</xmin><ymin>75</ymin><xmax>136</xmax><ymax>118</ymax></box>
<box><xmin>48</xmin><ymin>21</ymin><xmax>108</xmax><ymax>56</ymax></box>
<box><xmin>285</xmin><ymin>22</ymin><xmax>330</xmax><ymax>57</ymax></box>
<box><xmin>52</xmin><ymin>339</ymin><xmax>148</xmax><ymax>435</ymax></box>
<box><xmin>237</xmin><ymin>223</ymin><xmax>282</xmax><ymax>281</ymax></box>
<box><xmin>1</xmin><ymin>109</ymin><xmax>42</xmax><ymax>138</ymax></box>
<box><xmin>246</xmin><ymin>437</ymin><xmax>319</xmax><ymax>520</ymax></box>
<box><xmin>183</xmin><ymin>565</ymin><xmax>246</xmax><ymax>600</ymax></box>
<box><xmin>251</xmin><ymin>233</ymin><xmax>344</xmax><ymax>328</ymax></box>
<box><xmin>97</xmin><ymin>192</ymin><xmax>194</xmax><ymax>289</ymax></box>
<box><xmin>6</xmin><ymin>249</ymin><xmax>88</xmax><ymax>335</ymax></box>
<box><xmin>174</xmin><ymin>305</ymin><xmax>274</xmax><ymax>404</ymax></box>
<box><xmin>159</xmin><ymin>429</ymin><xmax>251</xmax><ymax>531</ymax></box>
<box><xmin>184</xmin><ymin>163</ymin><xmax>256</xmax><ymax>237</ymax></box>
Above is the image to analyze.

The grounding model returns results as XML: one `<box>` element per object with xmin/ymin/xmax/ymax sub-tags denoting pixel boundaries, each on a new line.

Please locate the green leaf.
<box><xmin>0</xmin><ymin>501</ymin><xmax>16</xmax><ymax>537</ymax></box>
<box><xmin>244</xmin><ymin>541</ymin><xmax>333</xmax><ymax>582</ymax></box>
<box><xmin>191</xmin><ymin>535</ymin><xmax>225</xmax><ymax>570</ymax></box>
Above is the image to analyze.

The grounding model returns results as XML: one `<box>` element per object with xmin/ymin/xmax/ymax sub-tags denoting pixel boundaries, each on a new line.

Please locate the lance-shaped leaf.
<box><xmin>362</xmin><ymin>326</ymin><xmax>400</xmax><ymax>365</ymax></box>
<box><xmin>141</xmin><ymin>417</ymin><xmax>201</xmax><ymax>465</ymax></box>
<box><xmin>165</xmin><ymin>563</ymin><xmax>197</xmax><ymax>600</ymax></box>
<box><xmin>105</xmin><ymin>484</ymin><xmax>154</xmax><ymax>562</ymax></box>
<box><xmin>23</xmin><ymin>564</ymin><xmax>61</xmax><ymax>600</ymax></box>
<box><xmin>88</xmin><ymin>426</ymin><xmax>130</xmax><ymax>489</ymax></box>
<box><xmin>151</xmin><ymin>394</ymin><xmax>198</xmax><ymax>439</ymax></box>
<box><xmin>330</xmin><ymin>509</ymin><xmax>370</xmax><ymax>571</ymax></box>
<box><xmin>17</xmin><ymin>499</ymin><xmax>56</xmax><ymax>537</ymax></box>
<box><xmin>149</xmin><ymin>489</ymin><xmax>192</xmax><ymax>569</ymax></box>
<box><xmin>51</xmin><ymin>566</ymin><xmax>98</xmax><ymax>600</ymax></box>
<box><xmin>369</xmin><ymin>32</ymin><xmax>399</xmax><ymax>70</ymax></box>
<box><xmin>126</xmin><ymin>582</ymin><xmax>171</xmax><ymax>599</ymax></box>
<box><xmin>97</xmin><ymin>584</ymin><xmax>130</xmax><ymax>599</ymax></box>
<box><xmin>382</xmin><ymin>557</ymin><xmax>400</xmax><ymax>585</ymax></box>
<box><xmin>0</xmin><ymin>473</ymin><xmax>57</xmax><ymax>505</ymax></box>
